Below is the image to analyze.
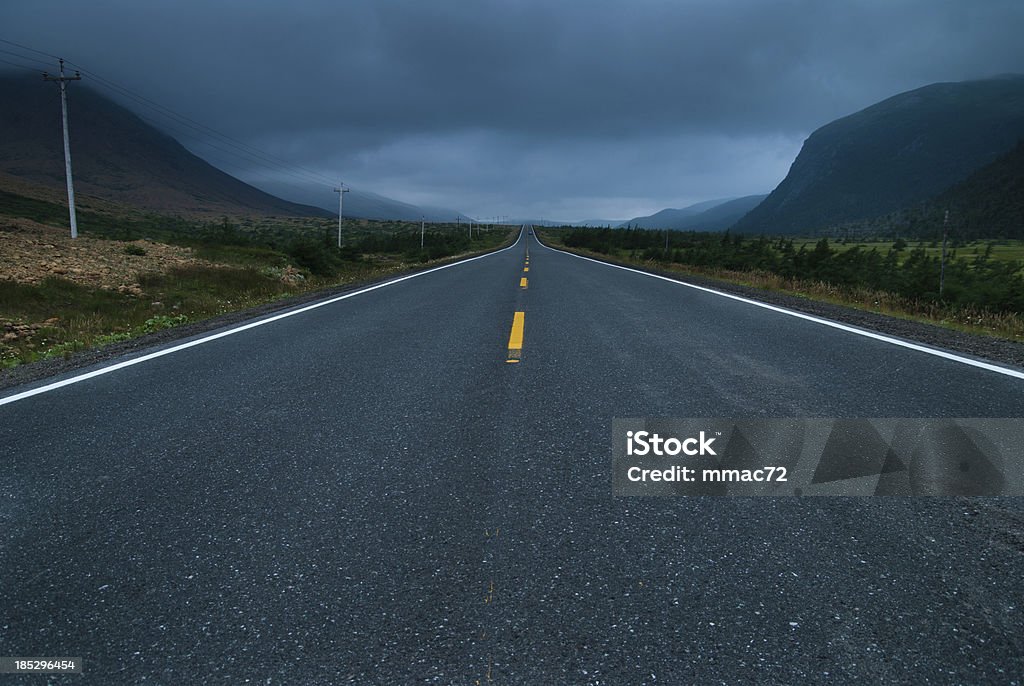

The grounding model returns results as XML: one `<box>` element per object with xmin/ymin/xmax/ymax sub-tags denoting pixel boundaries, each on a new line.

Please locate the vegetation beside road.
<box><xmin>0</xmin><ymin>194</ymin><xmax>515</xmax><ymax>368</ymax></box>
<box><xmin>538</xmin><ymin>226</ymin><xmax>1024</xmax><ymax>341</ymax></box>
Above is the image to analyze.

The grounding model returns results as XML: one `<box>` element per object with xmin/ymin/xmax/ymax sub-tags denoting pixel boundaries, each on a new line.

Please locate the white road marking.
<box><xmin>0</xmin><ymin>228</ymin><xmax>526</xmax><ymax>406</ymax></box>
<box><xmin>531</xmin><ymin>230</ymin><xmax>1024</xmax><ymax>381</ymax></box>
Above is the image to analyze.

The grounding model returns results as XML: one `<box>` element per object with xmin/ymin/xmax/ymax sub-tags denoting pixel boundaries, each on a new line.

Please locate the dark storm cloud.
<box><xmin>3</xmin><ymin>0</ymin><xmax>1024</xmax><ymax>219</ymax></box>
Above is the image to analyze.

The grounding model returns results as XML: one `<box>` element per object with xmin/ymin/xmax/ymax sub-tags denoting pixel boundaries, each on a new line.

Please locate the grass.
<box><xmin>791</xmin><ymin>237</ymin><xmax>1024</xmax><ymax>270</ymax></box>
<box><xmin>539</xmin><ymin>229</ymin><xmax>1024</xmax><ymax>342</ymax></box>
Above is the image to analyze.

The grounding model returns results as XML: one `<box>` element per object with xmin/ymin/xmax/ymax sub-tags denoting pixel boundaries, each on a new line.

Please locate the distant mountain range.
<box><xmin>622</xmin><ymin>195</ymin><xmax>767</xmax><ymax>231</ymax></box>
<box><xmin>732</xmin><ymin>75</ymin><xmax>1024</xmax><ymax>235</ymax></box>
<box><xmin>583</xmin><ymin>74</ymin><xmax>1024</xmax><ymax>237</ymax></box>
<box><xmin>260</xmin><ymin>181</ymin><xmax>474</xmax><ymax>223</ymax></box>
<box><xmin>0</xmin><ymin>73</ymin><xmax>467</xmax><ymax>221</ymax></box>
<box><xmin>521</xmin><ymin>218</ymin><xmax>626</xmax><ymax>227</ymax></box>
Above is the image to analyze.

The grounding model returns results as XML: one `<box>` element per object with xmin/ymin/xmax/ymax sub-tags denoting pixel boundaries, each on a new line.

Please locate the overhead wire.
<box><xmin>129</xmin><ymin>109</ymin><xmax>337</xmax><ymax>191</ymax></box>
<box><xmin>63</xmin><ymin>61</ymin><xmax>339</xmax><ymax>187</ymax></box>
<box><xmin>0</xmin><ymin>55</ymin><xmax>45</xmax><ymax>72</ymax></box>
<box><xmin>0</xmin><ymin>38</ymin><xmax>60</xmax><ymax>60</ymax></box>
<box><xmin>0</xmin><ymin>37</ymin><xmax>340</xmax><ymax>191</ymax></box>
<box><xmin>0</xmin><ymin>47</ymin><xmax>53</xmax><ymax>70</ymax></box>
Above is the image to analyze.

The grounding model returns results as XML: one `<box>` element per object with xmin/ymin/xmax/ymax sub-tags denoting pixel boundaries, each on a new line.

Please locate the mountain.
<box><xmin>732</xmin><ymin>75</ymin><xmax>1024</xmax><ymax>234</ymax></box>
<box><xmin>516</xmin><ymin>218</ymin><xmax>626</xmax><ymax>227</ymax></box>
<box><xmin>570</xmin><ymin>218</ymin><xmax>628</xmax><ymax>227</ymax></box>
<box><xmin>0</xmin><ymin>73</ymin><xmax>469</xmax><ymax>222</ymax></box>
<box><xmin>0</xmin><ymin>74</ymin><xmax>333</xmax><ymax>218</ymax></box>
<box><xmin>259</xmin><ymin>181</ymin><xmax>473</xmax><ymax>223</ymax></box>
<box><xmin>621</xmin><ymin>198</ymin><xmax>734</xmax><ymax>228</ymax></box>
<box><xmin>934</xmin><ymin>138</ymin><xmax>1024</xmax><ymax>238</ymax></box>
<box><xmin>833</xmin><ymin>137</ymin><xmax>1024</xmax><ymax>240</ymax></box>
<box><xmin>624</xmin><ymin>195</ymin><xmax>767</xmax><ymax>231</ymax></box>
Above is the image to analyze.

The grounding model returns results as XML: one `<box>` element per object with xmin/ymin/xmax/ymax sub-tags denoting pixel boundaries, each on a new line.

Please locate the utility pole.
<box><xmin>421</xmin><ymin>215</ymin><xmax>425</xmax><ymax>249</ymax></box>
<box><xmin>333</xmin><ymin>183</ymin><xmax>349</xmax><ymax>248</ymax></box>
<box><xmin>43</xmin><ymin>59</ymin><xmax>81</xmax><ymax>239</ymax></box>
<box><xmin>940</xmin><ymin>209</ymin><xmax>949</xmax><ymax>297</ymax></box>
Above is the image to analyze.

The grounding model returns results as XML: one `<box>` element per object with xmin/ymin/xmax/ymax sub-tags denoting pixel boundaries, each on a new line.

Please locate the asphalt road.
<box><xmin>2</xmin><ymin>228</ymin><xmax>1024</xmax><ymax>684</ymax></box>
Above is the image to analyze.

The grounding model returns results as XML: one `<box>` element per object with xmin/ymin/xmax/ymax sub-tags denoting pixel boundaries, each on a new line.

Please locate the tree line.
<box><xmin>562</xmin><ymin>228</ymin><xmax>1024</xmax><ymax>312</ymax></box>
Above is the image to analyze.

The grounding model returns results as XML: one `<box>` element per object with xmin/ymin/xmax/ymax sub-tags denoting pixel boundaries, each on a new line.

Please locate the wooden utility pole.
<box><xmin>333</xmin><ymin>183</ymin><xmax>349</xmax><ymax>248</ymax></box>
<box><xmin>43</xmin><ymin>59</ymin><xmax>81</xmax><ymax>238</ymax></box>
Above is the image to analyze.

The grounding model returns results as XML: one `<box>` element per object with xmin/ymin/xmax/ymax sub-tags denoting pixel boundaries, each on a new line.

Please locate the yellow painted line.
<box><xmin>523</xmin><ymin>266</ymin><xmax>529</xmax><ymax>272</ymax></box>
<box><xmin>520</xmin><ymin>277</ymin><xmax>528</xmax><ymax>288</ymax></box>
<box><xmin>506</xmin><ymin>311</ymin><xmax>525</xmax><ymax>362</ymax></box>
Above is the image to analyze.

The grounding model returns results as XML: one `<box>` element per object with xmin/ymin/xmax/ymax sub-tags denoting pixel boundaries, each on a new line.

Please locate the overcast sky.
<box><xmin>3</xmin><ymin>0</ymin><xmax>1024</xmax><ymax>221</ymax></box>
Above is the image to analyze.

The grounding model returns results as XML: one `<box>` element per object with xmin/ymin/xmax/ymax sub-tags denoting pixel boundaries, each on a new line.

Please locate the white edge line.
<box><xmin>530</xmin><ymin>229</ymin><xmax>1024</xmax><ymax>381</ymax></box>
<box><xmin>0</xmin><ymin>227</ymin><xmax>527</xmax><ymax>406</ymax></box>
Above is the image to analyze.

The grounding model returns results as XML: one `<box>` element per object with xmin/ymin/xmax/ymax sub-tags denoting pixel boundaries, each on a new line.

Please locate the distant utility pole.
<box><xmin>43</xmin><ymin>59</ymin><xmax>81</xmax><ymax>239</ymax></box>
<box><xmin>333</xmin><ymin>183</ymin><xmax>349</xmax><ymax>248</ymax></box>
<box><xmin>939</xmin><ymin>209</ymin><xmax>949</xmax><ymax>296</ymax></box>
<box><xmin>421</xmin><ymin>215</ymin><xmax>425</xmax><ymax>249</ymax></box>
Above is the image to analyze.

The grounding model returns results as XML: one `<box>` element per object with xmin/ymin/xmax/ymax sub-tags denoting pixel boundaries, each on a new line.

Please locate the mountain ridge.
<box><xmin>623</xmin><ymin>195</ymin><xmax>767</xmax><ymax>231</ymax></box>
<box><xmin>732</xmin><ymin>75</ymin><xmax>1024</xmax><ymax>234</ymax></box>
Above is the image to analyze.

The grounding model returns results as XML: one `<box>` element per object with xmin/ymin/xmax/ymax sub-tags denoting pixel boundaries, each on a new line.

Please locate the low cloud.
<box><xmin>4</xmin><ymin>0</ymin><xmax>1023</xmax><ymax>218</ymax></box>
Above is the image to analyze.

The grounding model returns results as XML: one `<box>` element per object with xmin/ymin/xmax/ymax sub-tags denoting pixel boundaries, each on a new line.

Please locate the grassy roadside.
<box><xmin>0</xmin><ymin>220</ymin><xmax>517</xmax><ymax>369</ymax></box>
<box><xmin>537</xmin><ymin>229</ymin><xmax>1024</xmax><ymax>342</ymax></box>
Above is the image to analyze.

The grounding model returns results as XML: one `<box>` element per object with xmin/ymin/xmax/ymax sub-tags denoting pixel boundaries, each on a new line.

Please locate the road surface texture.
<box><xmin>2</xmin><ymin>229</ymin><xmax>1023</xmax><ymax>684</ymax></box>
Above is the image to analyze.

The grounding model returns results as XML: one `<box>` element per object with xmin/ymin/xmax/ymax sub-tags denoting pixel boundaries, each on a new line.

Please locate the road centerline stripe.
<box><xmin>506</xmin><ymin>311</ymin><xmax>525</xmax><ymax>363</ymax></box>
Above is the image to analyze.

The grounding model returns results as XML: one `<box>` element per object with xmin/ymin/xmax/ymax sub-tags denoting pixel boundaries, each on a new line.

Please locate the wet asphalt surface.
<box><xmin>2</xmin><ymin>229</ymin><xmax>1023</xmax><ymax>684</ymax></box>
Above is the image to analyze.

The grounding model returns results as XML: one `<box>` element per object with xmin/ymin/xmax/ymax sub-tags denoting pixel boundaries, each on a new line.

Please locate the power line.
<box><xmin>3</xmin><ymin>37</ymin><xmax>345</xmax><ymax>204</ymax></box>
<box><xmin>63</xmin><ymin>60</ymin><xmax>339</xmax><ymax>187</ymax></box>
<box><xmin>0</xmin><ymin>37</ymin><xmax>60</xmax><ymax>60</ymax></box>
<box><xmin>0</xmin><ymin>47</ymin><xmax>53</xmax><ymax>69</ymax></box>
<box><xmin>0</xmin><ymin>55</ymin><xmax>45</xmax><ymax>72</ymax></box>
<box><xmin>1</xmin><ymin>37</ymin><xmax>340</xmax><ymax>189</ymax></box>
<box><xmin>129</xmin><ymin>110</ymin><xmax>339</xmax><ymax>190</ymax></box>
<box><xmin>74</xmin><ymin>67</ymin><xmax>335</xmax><ymax>184</ymax></box>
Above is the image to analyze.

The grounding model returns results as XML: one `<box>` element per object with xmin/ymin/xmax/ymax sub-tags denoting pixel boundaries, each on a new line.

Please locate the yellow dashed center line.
<box><xmin>520</xmin><ymin>277</ymin><xmax>528</xmax><ymax>288</ymax></box>
<box><xmin>506</xmin><ymin>311</ymin><xmax>525</xmax><ymax>363</ymax></box>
